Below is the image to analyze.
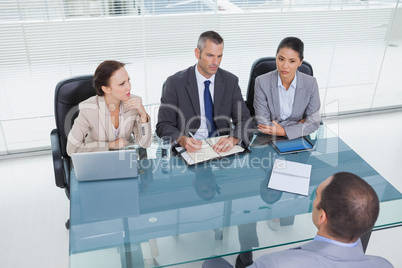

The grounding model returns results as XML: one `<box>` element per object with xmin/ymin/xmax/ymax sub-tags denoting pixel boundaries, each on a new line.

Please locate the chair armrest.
<box><xmin>50</xmin><ymin>129</ymin><xmax>67</xmax><ymax>188</ymax></box>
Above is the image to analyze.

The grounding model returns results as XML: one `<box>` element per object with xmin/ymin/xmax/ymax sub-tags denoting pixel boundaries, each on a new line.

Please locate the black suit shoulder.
<box><xmin>215</xmin><ymin>68</ymin><xmax>239</xmax><ymax>91</ymax></box>
<box><xmin>217</xmin><ymin>67</ymin><xmax>237</xmax><ymax>78</ymax></box>
<box><xmin>167</xmin><ymin>66</ymin><xmax>193</xmax><ymax>82</ymax></box>
<box><xmin>217</xmin><ymin>67</ymin><xmax>238</xmax><ymax>81</ymax></box>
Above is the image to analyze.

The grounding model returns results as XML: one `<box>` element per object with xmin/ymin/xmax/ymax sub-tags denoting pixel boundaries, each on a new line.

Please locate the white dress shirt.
<box><xmin>278</xmin><ymin>73</ymin><xmax>297</xmax><ymax>121</ymax></box>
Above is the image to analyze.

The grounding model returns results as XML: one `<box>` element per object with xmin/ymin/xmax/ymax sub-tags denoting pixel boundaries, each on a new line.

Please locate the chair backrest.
<box><xmin>54</xmin><ymin>75</ymin><xmax>96</xmax><ymax>158</ymax></box>
<box><xmin>245</xmin><ymin>57</ymin><xmax>313</xmax><ymax>117</ymax></box>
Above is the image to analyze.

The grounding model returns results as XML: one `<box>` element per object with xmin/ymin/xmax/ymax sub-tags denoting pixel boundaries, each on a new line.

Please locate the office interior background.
<box><xmin>1</xmin><ymin>0</ymin><xmax>402</xmax><ymax>267</ymax></box>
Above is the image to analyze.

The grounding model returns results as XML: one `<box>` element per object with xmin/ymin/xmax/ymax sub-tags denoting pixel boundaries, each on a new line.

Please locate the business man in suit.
<box><xmin>254</xmin><ymin>37</ymin><xmax>320</xmax><ymax>140</ymax></box>
<box><xmin>156</xmin><ymin>31</ymin><xmax>253</xmax><ymax>153</ymax></box>
<box><xmin>203</xmin><ymin>172</ymin><xmax>393</xmax><ymax>268</ymax></box>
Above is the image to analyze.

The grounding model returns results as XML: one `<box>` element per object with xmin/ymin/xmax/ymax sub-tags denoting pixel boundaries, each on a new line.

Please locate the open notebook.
<box><xmin>175</xmin><ymin>135</ymin><xmax>245</xmax><ymax>165</ymax></box>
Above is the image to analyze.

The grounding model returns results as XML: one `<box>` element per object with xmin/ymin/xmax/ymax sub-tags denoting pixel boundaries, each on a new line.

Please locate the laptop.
<box><xmin>71</xmin><ymin>149</ymin><xmax>138</xmax><ymax>181</ymax></box>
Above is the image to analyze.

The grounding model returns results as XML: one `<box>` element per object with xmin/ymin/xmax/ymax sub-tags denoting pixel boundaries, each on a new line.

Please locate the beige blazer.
<box><xmin>67</xmin><ymin>95</ymin><xmax>152</xmax><ymax>156</ymax></box>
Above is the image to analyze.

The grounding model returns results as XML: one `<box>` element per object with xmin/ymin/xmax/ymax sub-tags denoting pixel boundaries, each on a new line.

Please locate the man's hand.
<box><xmin>124</xmin><ymin>96</ymin><xmax>148</xmax><ymax>123</ymax></box>
<box><xmin>257</xmin><ymin>121</ymin><xmax>286</xmax><ymax>136</ymax></box>
<box><xmin>212</xmin><ymin>136</ymin><xmax>239</xmax><ymax>153</ymax></box>
<box><xmin>109</xmin><ymin>138</ymin><xmax>128</xmax><ymax>150</ymax></box>
<box><xmin>178</xmin><ymin>136</ymin><xmax>202</xmax><ymax>152</ymax></box>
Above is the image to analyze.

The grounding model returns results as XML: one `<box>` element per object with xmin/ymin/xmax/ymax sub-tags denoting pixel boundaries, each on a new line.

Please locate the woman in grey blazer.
<box><xmin>67</xmin><ymin>60</ymin><xmax>152</xmax><ymax>155</ymax></box>
<box><xmin>254</xmin><ymin>37</ymin><xmax>321</xmax><ymax>140</ymax></box>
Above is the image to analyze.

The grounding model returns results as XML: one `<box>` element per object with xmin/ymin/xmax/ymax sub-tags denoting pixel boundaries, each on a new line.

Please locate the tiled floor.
<box><xmin>0</xmin><ymin>111</ymin><xmax>401</xmax><ymax>268</ymax></box>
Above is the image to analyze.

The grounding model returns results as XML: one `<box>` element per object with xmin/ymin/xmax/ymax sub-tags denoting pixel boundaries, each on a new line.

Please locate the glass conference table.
<box><xmin>69</xmin><ymin>125</ymin><xmax>402</xmax><ymax>268</ymax></box>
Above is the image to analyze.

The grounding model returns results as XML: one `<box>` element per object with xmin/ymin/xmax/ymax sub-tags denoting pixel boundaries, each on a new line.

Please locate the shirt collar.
<box><xmin>195</xmin><ymin>64</ymin><xmax>215</xmax><ymax>85</ymax></box>
<box><xmin>277</xmin><ymin>72</ymin><xmax>297</xmax><ymax>90</ymax></box>
<box><xmin>314</xmin><ymin>235</ymin><xmax>358</xmax><ymax>248</ymax></box>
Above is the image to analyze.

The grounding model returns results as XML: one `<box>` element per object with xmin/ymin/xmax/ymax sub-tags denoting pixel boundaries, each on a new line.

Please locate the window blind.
<box><xmin>0</xmin><ymin>0</ymin><xmax>399</xmax><ymax>121</ymax></box>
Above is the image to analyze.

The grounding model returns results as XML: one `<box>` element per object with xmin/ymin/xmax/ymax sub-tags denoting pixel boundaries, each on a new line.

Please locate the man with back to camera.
<box><xmin>156</xmin><ymin>31</ymin><xmax>253</xmax><ymax>153</ymax></box>
<box><xmin>203</xmin><ymin>172</ymin><xmax>394</xmax><ymax>268</ymax></box>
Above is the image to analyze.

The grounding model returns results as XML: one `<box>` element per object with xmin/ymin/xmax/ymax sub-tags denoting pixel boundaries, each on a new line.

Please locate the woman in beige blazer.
<box><xmin>67</xmin><ymin>60</ymin><xmax>152</xmax><ymax>156</ymax></box>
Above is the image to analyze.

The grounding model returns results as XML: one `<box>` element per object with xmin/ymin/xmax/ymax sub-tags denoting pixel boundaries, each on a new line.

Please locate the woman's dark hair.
<box><xmin>317</xmin><ymin>172</ymin><xmax>380</xmax><ymax>241</ymax></box>
<box><xmin>93</xmin><ymin>60</ymin><xmax>125</xmax><ymax>96</ymax></box>
<box><xmin>276</xmin><ymin>37</ymin><xmax>304</xmax><ymax>61</ymax></box>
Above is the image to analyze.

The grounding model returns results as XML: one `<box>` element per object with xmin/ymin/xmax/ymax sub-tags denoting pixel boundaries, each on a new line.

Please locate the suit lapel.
<box><xmin>186</xmin><ymin>65</ymin><xmax>201</xmax><ymax>116</ymax></box>
<box><xmin>213</xmin><ymin>69</ymin><xmax>225</xmax><ymax>117</ymax></box>
<box><xmin>271</xmin><ymin>70</ymin><xmax>281</xmax><ymax>120</ymax></box>
<box><xmin>97</xmin><ymin>96</ymin><xmax>112</xmax><ymax>141</ymax></box>
<box><xmin>290</xmin><ymin>70</ymin><xmax>304</xmax><ymax>118</ymax></box>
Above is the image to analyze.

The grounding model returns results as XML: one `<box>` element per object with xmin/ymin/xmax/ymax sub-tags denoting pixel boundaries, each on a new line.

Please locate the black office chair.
<box><xmin>50</xmin><ymin>75</ymin><xmax>95</xmax><ymax>228</ymax></box>
<box><xmin>245</xmin><ymin>57</ymin><xmax>313</xmax><ymax>117</ymax></box>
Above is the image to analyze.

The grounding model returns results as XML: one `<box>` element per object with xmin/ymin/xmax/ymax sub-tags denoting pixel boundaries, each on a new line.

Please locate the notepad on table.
<box><xmin>268</xmin><ymin>159</ymin><xmax>312</xmax><ymax>196</ymax></box>
<box><xmin>175</xmin><ymin>135</ymin><xmax>245</xmax><ymax>165</ymax></box>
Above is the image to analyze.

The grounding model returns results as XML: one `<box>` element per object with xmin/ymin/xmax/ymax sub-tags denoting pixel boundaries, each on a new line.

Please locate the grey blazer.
<box><xmin>249</xmin><ymin>240</ymin><xmax>393</xmax><ymax>268</ymax></box>
<box><xmin>254</xmin><ymin>70</ymin><xmax>321</xmax><ymax>140</ymax></box>
<box><xmin>156</xmin><ymin>65</ymin><xmax>253</xmax><ymax>146</ymax></box>
<box><xmin>67</xmin><ymin>95</ymin><xmax>152</xmax><ymax>156</ymax></box>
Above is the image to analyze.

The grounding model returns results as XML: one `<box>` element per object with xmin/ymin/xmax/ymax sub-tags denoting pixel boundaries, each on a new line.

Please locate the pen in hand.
<box><xmin>188</xmin><ymin>132</ymin><xmax>197</xmax><ymax>140</ymax></box>
<box><xmin>186</xmin><ymin>132</ymin><xmax>202</xmax><ymax>152</ymax></box>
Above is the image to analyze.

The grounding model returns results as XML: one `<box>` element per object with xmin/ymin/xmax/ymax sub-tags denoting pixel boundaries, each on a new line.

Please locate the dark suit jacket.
<box><xmin>156</xmin><ymin>65</ymin><xmax>253</xmax><ymax>146</ymax></box>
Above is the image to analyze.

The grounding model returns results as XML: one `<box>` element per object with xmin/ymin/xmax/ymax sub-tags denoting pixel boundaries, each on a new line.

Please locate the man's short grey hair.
<box><xmin>197</xmin><ymin>31</ymin><xmax>224</xmax><ymax>52</ymax></box>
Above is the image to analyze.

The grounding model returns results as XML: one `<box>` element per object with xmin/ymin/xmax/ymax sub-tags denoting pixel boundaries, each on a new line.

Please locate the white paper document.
<box><xmin>268</xmin><ymin>159</ymin><xmax>312</xmax><ymax>196</ymax></box>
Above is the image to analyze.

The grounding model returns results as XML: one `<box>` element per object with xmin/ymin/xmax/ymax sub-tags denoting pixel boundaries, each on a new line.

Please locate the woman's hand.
<box><xmin>109</xmin><ymin>138</ymin><xmax>128</xmax><ymax>150</ymax></box>
<box><xmin>124</xmin><ymin>96</ymin><xmax>148</xmax><ymax>123</ymax></box>
<box><xmin>258</xmin><ymin>121</ymin><xmax>286</xmax><ymax>136</ymax></box>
